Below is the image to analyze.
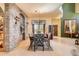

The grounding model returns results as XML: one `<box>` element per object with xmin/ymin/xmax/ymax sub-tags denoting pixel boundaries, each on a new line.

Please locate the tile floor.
<box><xmin>0</xmin><ymin>37</ymin><xmax>79</xmax><ymax>56</ymax></box>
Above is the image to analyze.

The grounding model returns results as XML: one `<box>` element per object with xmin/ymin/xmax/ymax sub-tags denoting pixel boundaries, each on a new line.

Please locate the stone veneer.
<box><xmin>9</xmin><ymin>4</ymin><xmax>22</xmax><ymax>51</ymax></box>
<box><xmin>4</xmin><ymin>3</ymin><xmax>27</xmax><ymax>51</ymax></box>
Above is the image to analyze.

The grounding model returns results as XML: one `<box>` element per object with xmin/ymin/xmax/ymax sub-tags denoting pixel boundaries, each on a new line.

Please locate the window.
<box><xmin>32</xmin><ymin>20</ymin><xmax>45</xmax><ymax>34</ymax></box>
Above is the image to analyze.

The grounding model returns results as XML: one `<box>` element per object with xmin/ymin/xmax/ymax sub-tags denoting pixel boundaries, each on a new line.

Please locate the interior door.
<box><xmin>53</xmin><ymin>25</ymin><xmax>58</xmax><ymax>36</ymax></box>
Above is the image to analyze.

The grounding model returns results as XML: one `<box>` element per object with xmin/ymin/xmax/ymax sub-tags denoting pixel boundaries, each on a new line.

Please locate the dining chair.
<box><xmin>44</xmin><ymin>33</ymin><xmax>51</xmax><ymax>49</ymax></box>
<box><xmin>33</xmin><ymin>34</ymin><xmax>45</xmax><ymax>51</ymax></box>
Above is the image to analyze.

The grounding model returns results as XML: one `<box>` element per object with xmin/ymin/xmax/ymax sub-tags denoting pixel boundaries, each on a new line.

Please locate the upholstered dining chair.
<box><xmin>33</xmin><ymin>34</ymin><xmax>45</xmax><ymax>51</ymax></box>
<box><xmin>44</xmin><ymin>33</ymin><xmax>51</xmax><ymax>49</ymax></box>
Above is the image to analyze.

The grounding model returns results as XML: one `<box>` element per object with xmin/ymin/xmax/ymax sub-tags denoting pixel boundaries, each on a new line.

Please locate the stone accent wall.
<box><xmin>4</xmin><ymin>3</ymin><xmax>27</xmax><ymax>51</ymax></box>
<box><xmin>8</xmin><ymin>4</ymin><xmax>21</xmax><ymax>51</ymax></box>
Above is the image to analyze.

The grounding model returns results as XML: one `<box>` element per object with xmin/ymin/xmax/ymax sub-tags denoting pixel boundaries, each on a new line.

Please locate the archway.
<box><xmin>19</xmin><ymin>13</ymin><xmax>26</xmax><ymax>40</ymax></box>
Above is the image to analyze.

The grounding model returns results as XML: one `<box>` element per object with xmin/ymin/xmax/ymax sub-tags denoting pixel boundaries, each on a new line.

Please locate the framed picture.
<box><xmin>64</xmin><ymin>20</ymin><xmax>77</xmax><ymax>33</ymax></box>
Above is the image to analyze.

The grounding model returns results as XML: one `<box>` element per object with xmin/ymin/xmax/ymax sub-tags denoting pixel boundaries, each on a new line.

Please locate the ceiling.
<box><xmin>16</xmin><ymin>3</ymin><xmax>63</xmax><ymax>18</ymax></box>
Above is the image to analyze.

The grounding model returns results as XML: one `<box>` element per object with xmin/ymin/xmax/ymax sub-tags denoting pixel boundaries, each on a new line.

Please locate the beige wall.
<box><xmin>75</xmin><ymin>3</ymin><xmax>79</xmax><ymax>13</ymax></box>
<box><xmin>52</xmin><ymin>17</ymin><xmax>61</xmax><ymax>37</ymax></box>
<box><xmin>0</xmin><ymin>3</ymin><xmax>4</xmax><ymax>12</ymax></box>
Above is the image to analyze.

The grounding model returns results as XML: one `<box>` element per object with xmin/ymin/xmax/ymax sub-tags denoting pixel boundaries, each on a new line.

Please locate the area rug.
<box><xmin>28</xmin><ymin>45</ymin><xmax>53</xmax><ymax>51</ymax></box>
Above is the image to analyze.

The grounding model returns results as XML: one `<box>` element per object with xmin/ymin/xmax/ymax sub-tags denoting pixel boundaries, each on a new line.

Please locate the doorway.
<box><xmin>20</xmin><ymin>13</ymin><xmax>25</xmax><ymax>40</ymax></box>
<box><xmin>53</xmin><ymin>25</ymin><xmax>58</xmax><ymax>36</ymax></box>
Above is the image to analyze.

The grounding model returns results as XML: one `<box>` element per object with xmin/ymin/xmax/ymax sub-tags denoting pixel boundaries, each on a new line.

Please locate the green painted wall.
<box><xmin>61</xmin><ymin>3</ymin><xmax>79</xmax><ymax>37</ymax></box>
<box><xmin>62</xmin><ymin>3</ymin><xmax>75</xmax><ymax>19</ymax></box>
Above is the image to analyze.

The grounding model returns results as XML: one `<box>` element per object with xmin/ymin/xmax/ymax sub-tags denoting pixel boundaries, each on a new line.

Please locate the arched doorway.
<box><xmin>19</xmin><ymin>13</ymin><xmax>25</xmax><ymax>40</ymax></box>
<box><xmin>0</xmin><ymin>6</ymin><xmax>5</xmax><ymax>51</ymax></box>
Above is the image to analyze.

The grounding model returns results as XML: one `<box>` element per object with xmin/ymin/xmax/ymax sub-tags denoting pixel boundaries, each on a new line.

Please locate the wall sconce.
<box><xmin>15</xmin><ymin>16</ymin><xmax>20</xmax><ymax>24</ymax></box>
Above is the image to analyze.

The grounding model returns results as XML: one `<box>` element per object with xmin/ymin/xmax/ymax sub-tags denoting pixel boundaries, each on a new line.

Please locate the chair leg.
<box><xmin>34</xmin><ymin>45</ymin><xmax>35</xmax><ymax>51</ymax></box>
<box><xmin>48</xmin><ymin>40</ymin><xmax>50</xmax><ymax>49</ymax></box>
<box><xmin>43</xmin><ymin>45</ymin><xmax>44</xmax><ymax>51</ymax></box>
<box><xmin>28</xmin><ymin>41</ymin><xmax>33</xmax><ymax>50</ymax></box>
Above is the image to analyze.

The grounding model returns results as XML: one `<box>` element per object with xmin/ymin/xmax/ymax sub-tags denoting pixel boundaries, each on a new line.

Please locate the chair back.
<box><xmin>33</xmin><ymin>34</ymin><xmax>44</xmax><ymax>45</ymax></box>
